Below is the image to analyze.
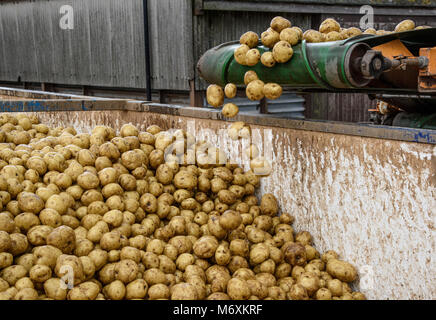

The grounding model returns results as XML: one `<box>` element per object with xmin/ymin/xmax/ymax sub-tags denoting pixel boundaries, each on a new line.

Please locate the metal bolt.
<box><xmin>373</xmin><ymin>58</ymin><xmax>382</xmax><ymax>70</ymax></box>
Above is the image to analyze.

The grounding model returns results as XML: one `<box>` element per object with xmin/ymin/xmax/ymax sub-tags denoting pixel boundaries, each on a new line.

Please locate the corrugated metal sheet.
<box><xmin>204</xmin><ymin>93</ymin><xmax>306</xmax><ymax>119</ymax></box>
<box><xmin>0</xmin><ymin>0</ymin><xmax>193</xmax><ymax>91</ymax></box>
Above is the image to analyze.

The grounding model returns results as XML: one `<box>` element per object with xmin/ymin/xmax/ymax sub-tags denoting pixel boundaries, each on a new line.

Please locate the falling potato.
<box><xmin>240</xmin><ymin>31</ymin><xmax>259</xmax><ymax>48</ymax></box>
<box><xmin>250</xmin><ymin>157</ymin><xmax>272</xmax><ymax>176</ymax></box>
<box><xmin>246</xmin><ymin>49</ymin><xmax>261</xmax><ymax>67</ymax></box>
<box><xmin>246</xmin><ymin>80</ymin><xmax>265</xmax><ymax>101</ymax></box>
<box><xmin>264</xmin><ymin>83</ymin><xmax>283</xmax><ymax>100</ymax></box>
<box><xmin>206</xmin><ymin>84</ymin><xmax>224</xmax><ymax>108</ymax></box>
<box><xmin>234</xmin><ymin>44</ymin><xmax>250</xmax><ymax>65</ymax></box>
<box><xmin>244</xmin><ymin>144</ymin><xmax>260</xmax><ymax>160</ymax></box>
<box><xmin>221</xmin><ymin>103</ymin><xmax>239</xmax><ymax>118</ymax></box>
<box><xmin>224</xmin><ymin>83</ymin><xmax>237</xmax><ymax>99</ymax></box>
<box><xmin>261</xmin><ymin>28</ymin><xmax>281</xmax><ymax>48</ymax></box>
<box><xmin>244</xmin><ymin>70</ymin><xmax>259</xmax><ymax>85</ymax></box>
<box><xmin>270</xmin><ymin>16</ymin><xmax>291</xmax><ymax>33</ymax></box>
<box><xmin>261</xmin><ymin>52</ymin><xmax>276</xmax><ymax>68</ymax></box>
<box><xmin>239</xmin><ymin>125</ymin><xmax>251</xmax><ymax>139</ymax></box>
<box><xmin>227</xmin><ymin>122</ymin><xmax>245</xmax><ymax>140</ymax></box>
<box><xmin>280</xmin><ymin>28</ymin><xmax>300</xmax><ymax>46</ymax></box>
<box><xmin>272</xmin><ymin>41</ymin><xmax>294</xmax><ymax>63</ymax></box>
<box><xmin>394</xmin><ymin>20</ymin><xmax>415</xmax><ymax>33</ymax></box>
<box><xmin>319</xmin><ymin>18</ymin><xmax>341</xmax><ymax>34</ymax></box>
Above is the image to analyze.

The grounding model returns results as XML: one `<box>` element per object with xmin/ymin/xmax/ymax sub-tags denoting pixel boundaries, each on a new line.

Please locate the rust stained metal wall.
<box><xmin>29</xmin><ymin>110</ymin><xmax>436</xmax><ymax>300</ymax></box>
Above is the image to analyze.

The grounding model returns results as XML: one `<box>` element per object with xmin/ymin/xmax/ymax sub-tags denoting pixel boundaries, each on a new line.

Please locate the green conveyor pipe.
<box><xmin>197</xmin><ymin>39</ymin><xmax>371</xmax><ymax>89</ymax></box>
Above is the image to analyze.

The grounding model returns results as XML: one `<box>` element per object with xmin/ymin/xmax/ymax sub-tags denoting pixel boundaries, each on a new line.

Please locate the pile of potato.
<box><xmin>207</xmin><ymin>17</ymin><xmax>429</xmax><ymax>118</ymax></box>
<box><xmin>0</xmin><ymin>114</ymin><xmax>366</xmax><ymax>300</ymax></box>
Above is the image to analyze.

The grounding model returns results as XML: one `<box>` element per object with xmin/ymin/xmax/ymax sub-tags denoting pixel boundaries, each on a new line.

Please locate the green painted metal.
<box><xmin>198</xmin><ymin>39</ymin><xmax>361</xmax><ymax>89</ymax></box>
<box><xmin>393</xmin><ymin>112</ymin><xmax>436</xmax><ymax>130</ymax></box>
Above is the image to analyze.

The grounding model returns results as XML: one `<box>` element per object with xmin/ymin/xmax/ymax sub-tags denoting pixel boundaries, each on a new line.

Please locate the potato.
<box><xmin>80</xmin><ymin>256</ymin><xmax>96</xmax><ymax>280</ymax></box>
<box><xmin>260</xmin><ymin>27</ymin><xmax>280</xmax><ymax>48</ymax></box>
<box><xmin>171</xmin><ymin>282</ymin><xmax>198</xmax><ymax>300</ymax></box>
<box><xmin>125</xmin><ymin>279</ymin><xmax>148</xmax><ymax>299</ymax></box>
<box><xmin>104</xmin><ymin>280</ymin><xmax>126</xmax><ymax>300</ymax></box>
<box><xmin>303</xmin><ymin>29</ymin><xmax>324</xmax><ymax>43</ymax></box>
<box><xmin>176</xmin><ymin>253</ymin><xmax>195</xmax><ymax>271</ymax></box>
<box><xmin>47</xmin><ymin>226</ymin><xmax>76</xmax><ymax>254</ymax></box>
<box><xmin>33</xmin><ymin>245</ymin><xmax>62</xmax><ymax>268</ymax></box>
<box><xmin>15</xmin><ymin>288</ymin><xmax>38</xmax><ymax>300</ymax></box>
<box><xmin>321</xmin><ymin>250</ymin><xmax>338</xmax><ymax>263</ymax></box>
<box><xmin>260</xmin><ymin>194</ymin><xmax>278</xmax><ymax>216</ymax></box>
<box><xmin>1</xmin><ymin>265</ymin><xmax>27</xmax><ymax>286</ymax></box>
<box><xmin>246</xmin><ymin>80</ymin><xmax>265</xmax><ymax>101</ymax></box>
<box><xmin>120</xmin><ymin>123</ymin><xmax>139</xmax><ymax>138</ymax></box>
<box><xmin>325</xmin><ymin>31</ymin><xmax>343</xmax><ymax>42</ymax></box>
<box><xmin>234</xmin><ymin>44</ymin><xmax>250</xmax><ymax>65</ymax></box>
<box><xmin>15</xmin><ymin>277</ymin><xmax>34</xmax><ymax>291</ymax></box>
<box><xmin>144</xmin><ymin>268</ymin><xmax>167</xmax><ymax>286</ymax></box>
<box><xmin>121</xmin><ymin>150</ymin><xmax>145</xmax><ymax>171</ymax></box>
<box><xmin>221</xmin><ymin>103</ymin><xmax>239</xmax><ymax>118</ymax></box>
<box><xmin>224</xmin><ymin>83</ymin><xmax>237</xmax><ymax>99</ymax></box>
<box><xmin>288</xmin><ymin>284</ymin><xmax>309</xmax><ymax>300</ymax></box>
<box><xmin>43</xmin><ymin>278</ymin><xmax>67</xmax><ymax>300</ymax></box>
<box><xmin>0</xmin><ymin>212</ymin><xmax>15</xmax><ymax>233</ymax></box>
<box><xmin>206</xmin><ymin>84</ymin><xmax>225</xmax><ymax>108</ymax></box>
<box><xmin>242</xmin><ymin>71</ymin><xmax>258</xmax><ymax>86</ymax></box>
<box><xmin>173</xmin><ymin>171</ymin><xmax>197</xmax><ymax>190</ymax></box>
<box><xmin>226</xmin><ymin>278</ymin><xmax>250</xmax><ymax>300</ymax></box>
<box><xmin>263</xmin><ymin>83</ymin><xmax>283</xmax><ymax>100</ymax></box>
<box><xmin>280</xmin><ymin>28</ymin><xmax>300</xmax><ymax>45</ymax></box>
<box><xmin>249</xmin><ymin>243</ymin><xmax>270</xmax><ymax>265</ymax></box>
<box><xmin>297</xmin><ymin>272</ymin><xmax>320</xmax><ymax>296</ymax></box>
<box><xmin>219</xmin><ymin>210</ymin><xmax>242</xmax><ymax>230</ymax></box>
<box><xmin>9</xmin><ymin>233</ymin><xmax>29</xmax><ymax>256</ymax></box>
<box><xmin>17</xmin><ymin>192</ymin><xmax>44</xmax><ymax>214</ymax></box>
<box><xmin>395</xmin><ymin>20</ymin><xmax>415</xmax><ymax>32</ymax></box>
<box><xmin>326</xmin><ymin>259</ymin><xmax>357</xmax><ymax>282</ymax></box>
<box><xmin>270</xmin><ymin>16</ymin><xmax>291</xmax><ymax>33</ymax></box>
<box><xmin>272</xmin><ymin>40</ymin><xmax>293</xmax><ymax>63</ymax></box>
<box><xmin>343</xmin><ymin>27</ymin><xmax>362</xmax><ymax>38</ymax></box>
<box><xmin>100</xmin><ymin>232</ymin><xmax>121</xmax><ymax>251</ymax></box>
<box><xmin>0</xmin><ymin>231</ymin><xmax>11</xmax><ymax>253</ymax></box>
<box><xmin>0</xmin><ymin>252</ymin><xmax>13</xmax><ymax>268</ymax></box>
<box><xmin>27</xmin><ymin>225</ymin><xmax>53</xmax><ymax>246</ymax></box>
<box><xmin>29</xmin><ymin>264</ymin><xmax>52</xmax><ymax>283</ymax></box>
<box><xmin>260</xmin><ymin>51</ymin><xmax>276</xmax><ymax>68</ymax></box>
<box><xmin>193</xmin><ymin>236</ymin><xmax>219</xmax><ymax>259</ymax></box>
<box><xmin>67</xmin><ymin>281</ymin><xmax>100</xmax><ymax>300</ymax></box>
<box><xmin>116</xmin><ymin>259</ymin><xmax>138</xmax><ymax>283</ymax></box>
<box><xmin>319</xmin><ymin>18</ymin><xmax>340</xmax><ymax>34</ymax></box>
<box><xmin>239</xmin><ymin>31</ymin><xmax>259</xmax><ymax>48</ymax></box>
<box><xmin>148</xmin><ymin>283</ymin><xmax>170</xmax><ymax>300</ymax></box>
<box><xmin>245</xmin><ymin>49</ymin><xmax>261</xmax><ymax>66</ymax></box>
<box><xmin>55</xmin><ymin>254</ymin><xmax>84</xmax><ymax>286</ymax></box>
<box><xmin>207</xmin><ymin>292</ymin><xmax>230</xmax><ymax>300</ymax></box>
<box><xmin>363</xmin><ymin>28</ymin><xmax>377</xmax><ymax>35</ymax></box>
<box><xmin>295</xmin><ymin>231</ymin><xmax>312</xmax><ymax>245</ymax></box>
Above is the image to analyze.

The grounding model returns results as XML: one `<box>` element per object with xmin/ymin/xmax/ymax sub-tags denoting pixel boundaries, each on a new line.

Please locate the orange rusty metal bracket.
<box><xmin>373</xmin><ymin>39</ymin><xmax>413</xmax><ymax>60</ymax></box>
<box><xmin>419</xmin><ymin>47</ymin><xmax>436</xmax><ymax>92</ymax></box>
